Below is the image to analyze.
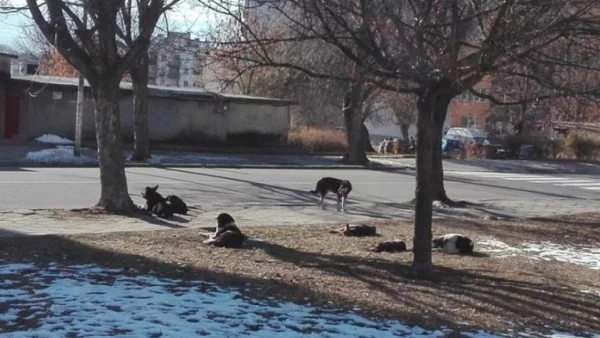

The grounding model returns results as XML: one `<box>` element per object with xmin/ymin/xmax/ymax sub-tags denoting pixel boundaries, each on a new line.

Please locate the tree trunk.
<box><xmin>129</xmin><ymin>52</ymin><xmax>151</xmax><ymax>162</ymax></box>
<box><xmin>412</xmin><ymin>86</ymin><xmax>437</xmax><ymax>277</ymax></box>
<box><xmin>92</xmin><ymin>79</ymin><xmax>135</xmax><ymax>213</ymax></box>
<box><xmin>431</xmin><ymin>95</ymin><xmax>452</xmax><ymax>204</ymax></box>
<box><xmin>400</xmin><ymin>123</ymin><xmax>410</xmax><ymax>142</ymax></box>
<box><xmin>361</xmin><ymin>122</ymin><xmax>376</xmax><ymax>152</ymax></box>
<box><xmin>342</xmin><ymin>83</ymin><xmax>368</xmax><ymax>164</ymax></box>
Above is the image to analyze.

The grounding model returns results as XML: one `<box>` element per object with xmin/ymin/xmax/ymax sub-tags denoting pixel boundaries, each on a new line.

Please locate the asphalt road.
<box><xmin>1</xmin><ymin>167</ymin><xmax>600</xmax><ymax>221</ymax></box>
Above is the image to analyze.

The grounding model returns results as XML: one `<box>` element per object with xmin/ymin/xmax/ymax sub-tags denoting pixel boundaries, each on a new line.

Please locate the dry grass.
<box><xmin>288</xmin><ymin>126</ymin><xmax>347</xmax><ymax>152</ymax></box>
<box><xmin>562</xmin><ymin>133</ymin><xmax>600</xmax><ymax>160</ymax></box>
<box><xmin>1</xmin><ymin>214</ymin><xmax>600</xmax><ymax>336</ymax></box>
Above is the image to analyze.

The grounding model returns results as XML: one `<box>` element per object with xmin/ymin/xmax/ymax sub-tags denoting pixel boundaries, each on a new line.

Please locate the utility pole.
<box><xmin>74</xmin><ymin>0</ymin><xmax>87</xmax><ymax>157</ymax></box>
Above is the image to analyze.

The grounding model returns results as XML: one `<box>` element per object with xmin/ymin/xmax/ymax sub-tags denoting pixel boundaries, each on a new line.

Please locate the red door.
<box><xmin>4</xmin><ymin>91</ymin><xmax>19</xmax><ymax>139</ymax></box>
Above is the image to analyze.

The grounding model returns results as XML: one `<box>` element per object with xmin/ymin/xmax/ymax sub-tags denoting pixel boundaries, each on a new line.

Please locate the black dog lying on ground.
<box><xmin>329</xmin><ymin>223</ymin><xmax>377</xmax><ymax>237</ymax></box>
<box><xmin>166</xmin><ymin>195</ymin><xmax>188</xmax><ymax>215</ymax></box>
<box><xmin>142</xmin><ymin>185</ymin><xmax>173</xmax><ymax>218</ymax></box>
<box><xmin>203</xmin><ymin>213</ymin><xmax>245</xmax><ymax>248</ymax></box>
<box><xmin>369</xmin><ymin>240</ymin><xmax>407</xmax><ymax>253</ymax></box>
<box><xmin>141</xmin><ymin>185</ymin><xmax>188</xmax><ymax>218</ymax></box>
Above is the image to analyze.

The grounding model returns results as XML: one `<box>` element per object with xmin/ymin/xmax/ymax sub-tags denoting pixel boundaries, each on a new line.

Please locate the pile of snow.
<box><xmin>477</xmin><ymin>239</ymin><xmax>524</xmax><ymax>258</ymax></box>
<box><xmin>24</xmin><ymin>146</ymin><xmax>97</xmax><ymax>165</ymax></box>
<box><xmin>0</xmin><ymin>263</ymin><xmax>597</xmax><ymax>338</ymax></box>
<box><xmin>144</xmin><ymin>153</ymin><xmax>253</xmax><ymax>165</ymax></box>
<box><xmin>478</xmin><ymin>239</ymin><xmax>600</xmax><ymax>270</ymax></box>
<box><xmin>580</xmin><ymin>289</ymin><xmax>600</xmax><ymax>297</ymax></box>
<box><xmin>34</xmin><ymin>134</ymin><xmax>74</xmax><ymax>145</ymax></box>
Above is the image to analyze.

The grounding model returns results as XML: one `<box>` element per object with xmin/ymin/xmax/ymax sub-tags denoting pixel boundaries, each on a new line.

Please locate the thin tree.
<box><xmin>26</xmin><ymin>0</ymin><xmax>180</xmax><ymax>212</ymax></box>
<box><xmin>208</xmin><ymin>13</ymin><xmax>377</xmax><ymax>157</ymax></box>
<box><xmin>119</xmin><ymin>0</ymin><xmax>155</xmax><ymax>162</ymax></box>
<box><xmin>380</xmin><ymin>93</ymin><xmax>417</xmax><ymax>142</ymax></box>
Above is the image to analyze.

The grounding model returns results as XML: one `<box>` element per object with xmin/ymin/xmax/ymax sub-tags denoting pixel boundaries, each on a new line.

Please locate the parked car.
<box><xmin>443</xmin><ymin>127</ymin><xmax>507</xmax><ymax>159</ymax></box>
<box><xmin>518</xmin><ymin>145</ymin><xmax>535</xmax><ymax>159</ymax></box>
<box><xmin>442</xmin><ymin>138</ymin><xmax>465</xmax><ymax>154</ymax></box>
<box><xmin>444</xmin><ymin>127</ymin><xmax>491</xmax><ymax>146</ymax></box>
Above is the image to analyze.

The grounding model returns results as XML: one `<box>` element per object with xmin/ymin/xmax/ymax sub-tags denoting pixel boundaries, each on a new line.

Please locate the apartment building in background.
<box><xmin>34</xmin><ymin>32</ymin><xmax>208</xmax><ymax>89</ymax></box>
<box><xmin>149</xmin><ymin>32</ymin><xmax>208</xmax><ymax>88</ymax></box>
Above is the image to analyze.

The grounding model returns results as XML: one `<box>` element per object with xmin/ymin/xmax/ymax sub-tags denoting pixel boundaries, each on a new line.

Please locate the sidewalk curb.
<box><xmin>0</xmin><ymin>161</ymin><xmax>414</xmax><ymax>171</ymax></box>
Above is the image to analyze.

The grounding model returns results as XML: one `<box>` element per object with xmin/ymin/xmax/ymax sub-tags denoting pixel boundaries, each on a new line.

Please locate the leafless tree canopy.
<box><xmin>12</xmin><ymin>24</ymin><xmax>52</xmax><ymax>57</ymax></box>
<box><xmin>202</xmin><ymin>0</ymin><xmax>600</xmax><ymax>100</ymax></box>
<box><xmin>25</xmin><ymin>0</ymin><xmax>180</xmax><ymax>87</ymax></box>
<box><xmin>200</xmin><ymin>0</ymin><xmax>600</xmax><ymax>275</ymax></box>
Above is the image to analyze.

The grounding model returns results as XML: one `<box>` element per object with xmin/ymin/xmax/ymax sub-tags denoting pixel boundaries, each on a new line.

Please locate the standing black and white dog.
<box><xmin>310</xmin><ymin>177</ymin><xmax>353</xmax><ymax>212</ymax></box>
<box><xmin>203</xmin><ymin>213</ymin><xmax>245</xmax><ymax>248</ymax></box>
<box><xmin>433</xmin><ymin>233</ymin><xmax>475</xmax><ymax>254</ymax></box>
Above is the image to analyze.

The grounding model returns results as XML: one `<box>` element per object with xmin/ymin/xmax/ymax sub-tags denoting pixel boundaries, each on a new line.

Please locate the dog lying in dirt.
<box><xmin>202</xmin><ymin>213</ymin><xmax>245</xmax><ymax>248</ymax></box>
<box><xmin>329</xmin><ymin>224</ymin><xmax>377</xmax><ymax>237</ymax></box>
<box><xmin>433</xmin><ymin>233</ymin><xmax>474</xmax><ymax>254</ymax></box>
<box><xmin>310</xmin><ymin>177</ymin><xmax>353</xmax><ymax>212</ymax></box>
<box><xmin>369</xmin><ymin>240</ymin><xmax>407</xmax><ymax>253</ymax></box>
<box><xmin>142</xmin><ymin>185</ymin><xmax>174</xmax><ymax>218</ymax></box>
<box><xmin>166</xmin><ymin>195</ymin><xmax>188</xmax><ymax>215</ymax></box>
<box><xmin>141</xmin><ymin>186</ymin><xmax>189</xmax><ymax>218</ymax></box>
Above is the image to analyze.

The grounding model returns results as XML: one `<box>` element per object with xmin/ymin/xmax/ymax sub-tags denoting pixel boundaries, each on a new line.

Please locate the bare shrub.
<box><xmin>563</xmin><ymin>133</ymin><xmax>600</xmax><ymax>160</ymax></box>
<box><xmin>288</xmin><ymin>127</ymin><xmax>347</xmax><ymax>153</ymax></box>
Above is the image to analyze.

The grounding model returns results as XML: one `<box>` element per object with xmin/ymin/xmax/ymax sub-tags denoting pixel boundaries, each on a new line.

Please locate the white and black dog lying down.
<box><xmin>433</xmin><ymin>233</ymin><xmax>475</xmax><ymax>254</ymax></box>
<box><xmin>310</xmin><ymin>177</ymin><xmax>353</xmax><ymax>212</ymax></box>
<box><xmin>142</xmin><ymin>185</ymin><xmax>188</xmax><ymax>218</ymax></box>
<box><xmin>202</xmin><ymin>213</ymin><xmax>245</xmax><ymax>248</ymax></box>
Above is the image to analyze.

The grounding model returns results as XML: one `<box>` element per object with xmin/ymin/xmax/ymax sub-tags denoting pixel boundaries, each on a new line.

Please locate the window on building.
<box><xmin>183</xmin><ymin>81</ymin><xmax>189</xmax><ymax>87</ymax></box>
<box><xmin>460</xmin><ymin>116</ymin><xmax>469</xmax><ymax>127</ymax></box>
<box><xmin>494</xmin><ymin>121</ymin><xmax>501</xmax><ymax>133</ymax></box>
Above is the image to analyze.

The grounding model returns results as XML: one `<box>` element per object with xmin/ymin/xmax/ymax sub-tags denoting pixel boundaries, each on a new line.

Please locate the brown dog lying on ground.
<box><xmin>369</xmin><ymin>240</ymin><xmax>407</xmax><ymax>253</ymax></box>
<box><xmin>329</xmin><ymin>224</ymin><xmax>377</xmax><ymax>237</ymax></box>
<box><xmin>202</xmin><ymin>213</ymin><xmax>245</xmax><ymax>248</ymax></box>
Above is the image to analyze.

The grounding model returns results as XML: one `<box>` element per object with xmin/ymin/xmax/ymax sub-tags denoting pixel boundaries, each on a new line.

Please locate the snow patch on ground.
<box><xmin>580</xmin><ymin>289</ymin><xmax>600</xmax><ymax>297</ymax></box>
<box><xmin>478</xmin><ymin>239</ymin><xmax>600</xmax><ymax>270</ymax></box>
<box><xmin>0</xmin><ymin>263</ymin><xmax>448</xmax><ymax>337</ymax></box>
<box><xmin>24</xmin><ymin>146</ymin><xmax>97</xmax><ymax>165</ymax></box>
<box><xmin>140</xmin><ymin>153</ymin><xmax>254</xmax><ymax>165</ymax></box>
<box><xmin>34</xmin><ymin>134</ymin><xmax>74</xmax><ymax>145</ymax></box>
<box><xmin>1</xmin><ymin>263</ymin><xmax>597</xmax><ymax>338</ymax></box>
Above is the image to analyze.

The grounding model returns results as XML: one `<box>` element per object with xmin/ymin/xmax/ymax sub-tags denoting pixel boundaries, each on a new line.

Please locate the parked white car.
<box><xmin>443</xmin><ymin>127</ymin><xmax>491</xmax><ymax>146</ymax></box>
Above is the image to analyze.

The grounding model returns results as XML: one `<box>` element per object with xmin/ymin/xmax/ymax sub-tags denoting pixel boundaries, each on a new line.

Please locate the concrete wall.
<box><xmin>0</xmin><ymin>82</ymin><xmax>5</xmax><ymax>137</ymax></box>
<box><xmin>17</xmin><ymin>86</ymin><xmax>96</xmax><ymax>140</ymax></box>
<box><xmin>0</xmin><ymin>56</ymin><xmax>12</xmax><ymax>78</ymax></box>
<box><xmin>14</xmin><ymin>84</ymin><xmax>290</xmax><ymax>143</ymax></box>
<box><xmin>226</xmin><ymin>102</ymin><xmax>289</xmax><ymax>141</ymax></box>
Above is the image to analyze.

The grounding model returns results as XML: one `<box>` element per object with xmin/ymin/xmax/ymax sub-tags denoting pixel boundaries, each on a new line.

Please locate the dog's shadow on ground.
<box><xmin>469</xmin><ymin>252</ymin><xmax>490</xmax><ymax>258</ymax></box>
<box><xmin>132</xmin><ymin>212</ymin><xmax>190</xmax><ymax>228</ymax></box>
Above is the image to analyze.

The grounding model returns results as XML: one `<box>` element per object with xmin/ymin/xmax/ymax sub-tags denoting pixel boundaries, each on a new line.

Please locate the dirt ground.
<box><xmin>1</xmin><ymin>213</ymin><xmax>599</xmax><ymax>336</ymax></box>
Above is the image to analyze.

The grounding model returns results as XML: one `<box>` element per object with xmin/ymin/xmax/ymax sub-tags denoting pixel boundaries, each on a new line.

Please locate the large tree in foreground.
<box><xmin>26</xmin><ymin>0</ymin><xmax>179</xmax><ymax>212</ymax></box>
<box><xmin>203</xmin><ymin>0</ymin><xmax>600</xmax><ymax>275</ymax></box>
